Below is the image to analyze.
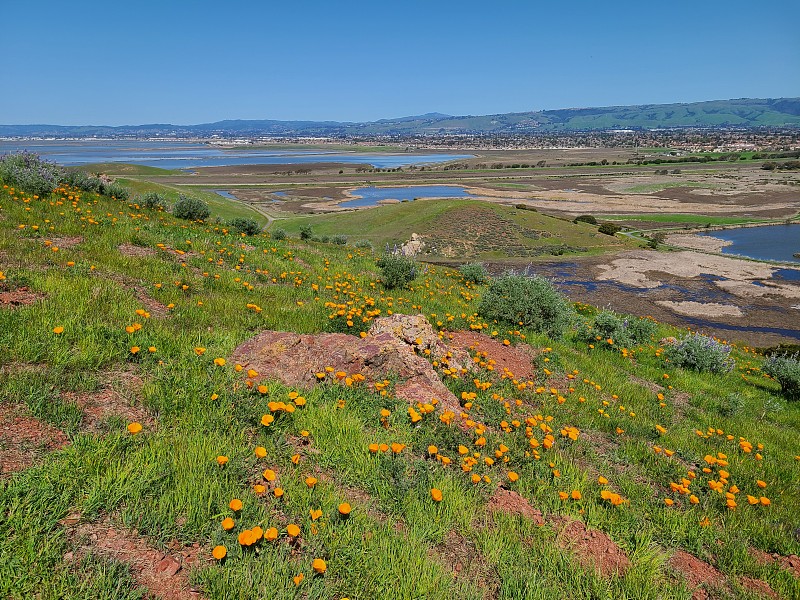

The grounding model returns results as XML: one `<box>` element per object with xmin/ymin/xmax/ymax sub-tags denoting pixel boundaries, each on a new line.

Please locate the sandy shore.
<box><xmin>664</xmin><ymin>233</ymin><xmax>733</xmax><ymax>253</ymax></box>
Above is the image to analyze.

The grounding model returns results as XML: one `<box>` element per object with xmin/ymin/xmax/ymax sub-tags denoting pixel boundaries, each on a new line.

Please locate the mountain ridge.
<box><xmin>2</xmin><ymin>97</ymin><xmax>799</xmax><ymax>137</ymax></box>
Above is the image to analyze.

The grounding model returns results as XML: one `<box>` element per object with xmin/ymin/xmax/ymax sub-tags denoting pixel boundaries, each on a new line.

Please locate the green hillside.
<box><xmin>277</xmin><ymin>199</ymin><xmax>635</xmax><ymax>260</ymax></box>
<box><xmin>1</xmin><ymin>168</ymin><xmax>799</xmax><ymax>600</ymax></box>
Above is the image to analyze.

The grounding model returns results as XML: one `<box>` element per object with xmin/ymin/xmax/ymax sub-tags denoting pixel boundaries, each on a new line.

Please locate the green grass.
<box><xmin>276</xmin><ymin>199</ymin><xmax>636</xmax><ymax>260</ymax></box>
<box><xmin>606</xmin><ymin>214</ymin><xmax>770</xmax><ymax>226</ymax></box>
<box><xmin>0</xmin><ymin>178</ymin><xmax>798</xmax><ymax>599</ymax></box>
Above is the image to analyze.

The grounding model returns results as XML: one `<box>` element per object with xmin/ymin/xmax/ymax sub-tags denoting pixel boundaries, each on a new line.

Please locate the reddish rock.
<box><xmin>230</xmin><ymin>314</ymin><xmax>468</xmax><ymax>414</ymax></box>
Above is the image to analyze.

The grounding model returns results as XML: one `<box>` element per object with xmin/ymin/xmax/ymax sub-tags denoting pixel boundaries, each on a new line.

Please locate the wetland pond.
<box><xmin>699</xmin><ymin>224</ymin><xmax>800</xmax><ymax>263</ymax></box>
<box><xmin>0</xmin><ymin>140</ymin><xmax>472</xmax><ymax>170</ymax></box>
<box><xmin>339</xmin><ymin>185</ymin><xmax>474</xmax><ymax>208</ymax></box>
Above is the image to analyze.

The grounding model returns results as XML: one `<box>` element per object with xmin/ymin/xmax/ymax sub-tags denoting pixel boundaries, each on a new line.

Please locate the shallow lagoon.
<box><xmin>0</xmin><ymin>140</ymin><xmax>472</xmax><ymax>170</ymax></box>
<box><xmin>700</xmin><ymin>224</ymin><xmax>800</xmax><ymax>263</ymax></box>
<box><xmin>339</xmin><ymin>185</ymin><xmax>474</xmax><ymax>208</ymax></box>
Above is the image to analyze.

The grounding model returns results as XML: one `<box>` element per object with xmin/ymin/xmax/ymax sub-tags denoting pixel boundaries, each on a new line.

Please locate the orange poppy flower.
<box><xmin>212</xmin><ymin>545</ymin><xmax>226</xmax><ymax>560</ymax></box>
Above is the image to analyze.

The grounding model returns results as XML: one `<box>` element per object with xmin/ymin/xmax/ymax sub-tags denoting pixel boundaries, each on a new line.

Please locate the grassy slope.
<box><xmin>277</xmin><ymin>199</ymin><xmax>637</xmax><ymax>260</ymax></box>
<box><xmin>0</xmin><ymin>180</ymin><xmax>799</xmax><ymax>599</ymax></box>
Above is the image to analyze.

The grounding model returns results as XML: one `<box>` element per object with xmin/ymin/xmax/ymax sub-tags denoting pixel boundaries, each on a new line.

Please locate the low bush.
<box><xmin>331</xmin><ymin>234</ymin><xmax>348</xmax><ymax>245</ymax></box>
<box><xmin>62</xmin><ymin>170</ymin><xmax>104</xmax><ymax>194</ymax></box>
<box><xmin>229</xmin><ymin>217</ymin><xmax>261</xmax><ymax>236</ymax></box>
<box><xmin>299</xmin><ymin>224</ymin><xmax>313</xmax><ymax>240</ymax></box>
<box><xmin>270</xmin><ymin>228</ymin><xmax>287</xmax><ymax>240</ymax></box>
<box><xmin>140</xmin><ymin>192</ymin><xmax>167</xmax><ymax>211</ymax></box>
<box><xmin>376</xmin><ymin>253</ymin><xmax>418</xmax><ymax>289</ymax></box>
<box><xmin>459</xmin><ymin>262</ymin><xmax>489</xmax><ymax>284</ymax></box>
<box><xmin>664</xmin><ymin>333</ymin><xmax>734</xmax><ymax>374</ymax></box>
<box><xmin>104</xmin><ymin>182</ymin><xmax>129</xmax><ymax>200</ymax></box>
<box><xmin>573</xmin><ymin>215</ymin><xmax>598</xmax><ymax>225</ymax></box>
<box><xmin>0</xmin><ymin>151</ymin><xmax>62</xmax><ymax>197</ymax></box>
<box><xmin>478</xmin><ymin>274</ymin><xmax>572</xmax><ymax>338</ymax></box>
<box><xmin>173</xmin><ymin>196</ymin><xmax>210</xmax><ymax>221</ymax></box>
<box><xmin>354</xmin><ymin>239</ymin><xmax>373</xmax><ymax>251</ymax></box>
<box><xmin>598</xmin><ymin>223</ymin><xmax>622</xmax><ymax>236</ymax></box>
<box><xmin>763</xmin><ymin>353</ymin><xmax>800</xmax><ymax>401</ymax></box>
<box><xmin>575</xmin><ymin>310</ymin><xmax>658</xmax><ymax>349</ymax></box>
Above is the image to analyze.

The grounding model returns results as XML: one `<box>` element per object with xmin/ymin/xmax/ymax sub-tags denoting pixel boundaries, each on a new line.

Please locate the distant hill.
<box><xmin>2</xmin><ymin>98</ymin><xmax>799</xmax><ymax>138</ymax></box>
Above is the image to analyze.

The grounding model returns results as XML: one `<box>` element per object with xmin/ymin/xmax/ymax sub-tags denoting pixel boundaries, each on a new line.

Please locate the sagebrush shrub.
<box><xmin>270</xmin><ymin>228</ymin><xmax>287</xmax><ymax>240</ymax></box>
<box><xmin>229</xmin><ymin>217</ymin><xmax>261</xmax><ymax>236</ymax></box>
<box><xmin>664</xmin><ymin>333</ymin><xmax>734</xmax><ymax>374</ymax></box>
<box><xmin>174</xmin><ymin>196</ymin><xmax>210</xmax><ymax>221</ymax></box>
<box><xmin>331</xmin><ymin>234</ymin><xmax>348</xmax><ymax>245</ymax></box>
<box><xmin>104</xmin><ymin>182</ymin><xmax>129</xmax><ymax>200</ymax></box>
<box><xmin>478</xmin><ymin>274</ymin><xmax>573</xmax><ymax>338</ymax></box>
<box><xmin>0</xmin><ymin>151</ymin><xmax>62</xmax><ymax>197</ymax></box>
<box><xmin>459</xmin><ymin>263</ymin><xmax>489</xmax><ymax>284</ymax></box>
<box><xmin>575</xmin><ymin>310</ymin><xmax>657</xmax><ymax>349</ymax></box>
<box><xmin>354</xmin><ymin>239</ymin><xmax>373</xmax><ymax>251</ymax></box>
<box><xmin>763</xmin><ymin>353</ymin><xmax>800</xmax><ymax>401</ymax></box>
<box><xmin>299</xmin><ymin>225</ymin><xmax>313</xmax><ymax>240</ymax></box>
<box><xmin>140</xmin><ymin>192</ymin><xmax>167</xmax><ymax>211</ymax></box>
<box><xmin>376</xmin><ymin>253</ymin><xmax>418</xmax><ymax>289</ymax></box>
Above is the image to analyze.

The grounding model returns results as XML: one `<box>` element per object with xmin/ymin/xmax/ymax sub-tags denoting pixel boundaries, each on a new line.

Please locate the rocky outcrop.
<box><xmin>230</xmin><ymin>314</ymin><xmax>471</xmax><ymax>414</ymax></box>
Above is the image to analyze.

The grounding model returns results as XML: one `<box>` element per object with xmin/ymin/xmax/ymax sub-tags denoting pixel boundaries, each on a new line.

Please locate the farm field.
<box><xmin>1</xmin><ymin>165</ymin><xmax>800</xmax><ymax>600</ymax></box>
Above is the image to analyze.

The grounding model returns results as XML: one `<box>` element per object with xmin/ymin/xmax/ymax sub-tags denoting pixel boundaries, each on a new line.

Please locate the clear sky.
<box><xmin>2</xmin><ymin>0</ymin><xmax>798</xmax><ymax>125</ymax></box>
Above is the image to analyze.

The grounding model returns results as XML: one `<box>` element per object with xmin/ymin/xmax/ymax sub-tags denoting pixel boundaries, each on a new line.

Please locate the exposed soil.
<box><xmin>0</xmin><ymin>286</ymin><xmax>44</xmax><ymax>308</ymax></box>
<box><xmin>552</xmin><ymin>517</ymin><xmax>631</xmax><ymax>577</ymax></box>
<box><xmin>740</xmin><ymin>576</ymin><xmax>779</xmax><ymax>599</ymax></box>
<box><xmin>487</xmin><ymin>487</ymin><xmax>544</xmax><ymax>525</ymax></box>
<box><xmin>65</xmin><ymin>517</ymin><xmax>204</xmax><ymax>600</ymax></box>
<box><xmin>446</xmin><ymin>331</ymin><xmax>537</xmax><ymax>381</ymax></box>
<box><xmin>119</xmin><ymin>243</ymin><xmax>157</xmax><ymax>258</ymax></box>
<box><xmin>668</xmin><ymin>550</ymin><xmax>727</xmax><ymax>599</ymax></box>
<box><xmin>46</xmin><ymin>236</ymin><xmax>84</xmax><ymax>249</ymax></box>
<box><xmin>0</xmin><ymin>403</ymin><xmax>69</xmax><ymax>477</ymax></box>
<box><xmin>750</xmin><ymin>547</ymin><xmax>800</xmax><ymax>578</ymax></box>
<box><xmin>433</xmin><ymin>529</ymin><xmax>500</xmax><ymax>600</ymax></box>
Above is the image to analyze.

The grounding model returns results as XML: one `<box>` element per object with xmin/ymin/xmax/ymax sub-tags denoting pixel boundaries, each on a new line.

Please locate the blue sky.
<box><xmin>2</xmin><ymin>0</ymin><xmax>798</xmax><ymax>125</ymax></box>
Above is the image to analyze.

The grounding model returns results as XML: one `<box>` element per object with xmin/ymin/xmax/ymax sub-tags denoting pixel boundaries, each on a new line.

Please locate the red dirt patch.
<box><xmin>66</xmin><ymin>518</ymin><xmax>205</xmax><ymax>600</ymax></box>
<box><xmin>230</xmin><ymin>314</ymin><xmax>470</xmax><ymax>416</ymax></box>
<box><xmin>46</xmin><ymin>236</ymin><xmax>83</xmax><ymax>249</ymax></box>
<box><xmin>118</xmin><ymin>243</ymin><xmax>157</xmax><ymax>258</ymax></box>
<box><xmin>740</xmin><ymin>576</ymin><xmax>779</xmax><ymax>599</ymax></box>
<box><xmin>0</xmin><ymin>286</ymin><xmax>44</xmax><ymax>308</ymax></box>
<box><xmin>0</xmin><ymin>403</ymin><xmax>69</xmax><ymax>477</ymax></box>
<box><xmin>750</xmin><ymin>547</ymin><xmax>800</xmax><ymax>578</ymax></box>
<box><xmin>446</xmin><ymin>330</ymin><xmax>536</xmax><ymax>381</ymax></box>
<box><xmin>553</xmin><ymin>517</ymin><xmax>631</xmax><ymax>577</ymax></box>
<box><xmin>61</xmin><ymin>367</ymin><xmax>151</xmax><ymax>433</ymax></box>
<box><xmin>669</xmin><ymin>550</ymin><xmax>727</xmax><ymax>599</ymax></box>
<box><xmin>433</xmin><ymin>529</ymin><xmax>500</xmax><ymax>599</ymax></box>
<box><xmin>488</xmin><ymin>487</ymin><xmax>544</xmax><ymax>525</ymax></box>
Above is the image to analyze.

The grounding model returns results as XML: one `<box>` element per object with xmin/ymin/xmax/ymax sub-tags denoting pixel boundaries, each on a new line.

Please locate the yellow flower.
<box><xmin>212</xmin><ymin>545</ymin><xmax>226</xmax><ymax>560</ymax></box>
<box><xmin>213</xmin><ymin>357</ymin><xmax>226</xmax><ymax>366</ymax></box>
<box><xmin>53</xmin><ymin>326</ymin><xmax>64</xmax><ymax>334</ymax></box>
<box><xmin>221</xmin><ymin>517</ymin><xmax>235</xmax><ymax>531</ymax></box>
<box><xmin>286</xmin><ymin>524</ymin><xmax>300</xmax><ymax>537</ymax></box>
<box><xmin>229</xmin><ymin>498</ymin><xmax>243</xmax><ymax>512</ymax></box>
<box><xmin>305</xmin><ymin>476</ymin><xmax>318</xmax><ymax>488</ymax></box>
<box><xmin>508</xmin><ymin>471</ymin><xmax>519</xmax><ymax>482</ymax></box>
<box><xmin>430</xmin><ymin>488</ymin><xmax>443</xmax><ymax>502</ymax></box>
<box><xmin>338</xmin><ymin>502</ymin><xmax>351</xmax><ymax>516</ymax></box>
<box><xmin>254</xmin><ymin>446</ymin><xmax>267</xmax><ymax>458</ymax></box>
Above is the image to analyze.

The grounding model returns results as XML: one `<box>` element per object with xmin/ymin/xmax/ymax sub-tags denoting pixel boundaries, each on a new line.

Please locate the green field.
<box><xmin>1</xmin><ymin>175</ymin><xmax>799</xmax><ymax>600</ymax></box>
